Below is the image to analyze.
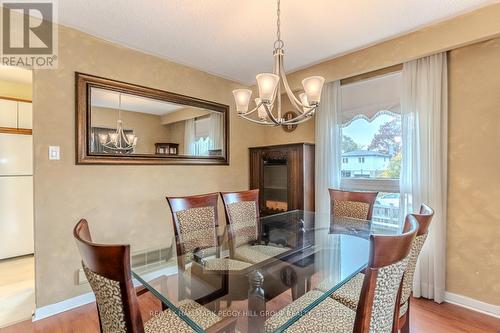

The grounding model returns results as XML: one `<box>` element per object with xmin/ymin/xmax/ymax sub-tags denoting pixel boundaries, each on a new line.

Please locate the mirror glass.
<box><xmin>89</xmin><ymin>87</ymin><xmax>225</xmax><ymax>158</ymax></box>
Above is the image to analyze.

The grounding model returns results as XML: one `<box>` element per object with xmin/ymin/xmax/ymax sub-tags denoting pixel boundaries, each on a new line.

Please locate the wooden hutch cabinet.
<box><xmin>249</xmin><ymin>143</ymin><xmax>315</xmax><ymax>216</ymax></box>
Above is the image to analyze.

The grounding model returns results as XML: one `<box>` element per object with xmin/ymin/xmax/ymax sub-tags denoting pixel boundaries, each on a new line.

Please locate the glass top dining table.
<box><xmin>131</xmin><ymin>210</ymin><xmax>400</xmax><ymax>333</ymax></box>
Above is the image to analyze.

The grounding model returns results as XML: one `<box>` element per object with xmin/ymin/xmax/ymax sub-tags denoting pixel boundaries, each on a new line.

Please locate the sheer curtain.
<box><xmin>315</xmin><ymin>80</ymin><xmax>342</xmax><ymax>217</ymax></box>
<box><xmin>184</xmin><ymin>118</ymin><xmax>196</xmax><ymax>155</ymax></box>
<box><xmin>315</xmin><ymin>80</ymin><xmax>342</xmax><ymax>281</ymax></box>
<box><xmin>400</xmin><ymin>53</ymin><xmax>448</xmax><ymax>303</ymax></box>
<box><xmin>209</xmin><ymin>112</ymin><xmax>223</xmax><ymax>151</ymax></box>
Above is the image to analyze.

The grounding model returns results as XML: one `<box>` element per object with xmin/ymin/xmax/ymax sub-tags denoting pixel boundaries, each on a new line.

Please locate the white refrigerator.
<box><xmin>0</xmin><ymin>133</ymin><xmax>34</xmax><ymax>259</ymax></box>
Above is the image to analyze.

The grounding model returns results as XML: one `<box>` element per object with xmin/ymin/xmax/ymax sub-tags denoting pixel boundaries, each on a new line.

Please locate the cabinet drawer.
<box><xmin>0</xmin><ymin>99</ymin><xmax>17</xmax><ymax>128</ymax></box>
<box><xmin>18</xmin><ymin>102</ymin><xmax>32</xmax><ymax>129</ymax></box>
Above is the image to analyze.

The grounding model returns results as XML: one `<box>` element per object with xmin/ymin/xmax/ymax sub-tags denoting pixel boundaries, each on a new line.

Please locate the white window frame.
<box><xmin>340</xmin><ymin>70</ymin><xmax>402</xmax><ymax>196</ymax></box>
<box><xmin>340</xmin><ymin>177</ymin><xmax>399</xmax><ymax>193</ymax></box>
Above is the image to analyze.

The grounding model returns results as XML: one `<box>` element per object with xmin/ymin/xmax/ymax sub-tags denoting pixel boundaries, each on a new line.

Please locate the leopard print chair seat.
<box><xmin>265</xmin><ymin>216</ymin><xmax>418</xmax><ymax>333</ymax></box>
<box><xmin>221</xmin><ymin>190</ymin><xmax>291</xmax><ymax>265</ymax></box>
<box><xmin>316</xmin><ymin>205</ymin><xmax>434</xmax><ymax>332</ymax></box>
<box><xmin>74</xmin><ymin>219</ymin><xmax>232</xmax><ymax>333</ymax></box>
<box><xmin>264</xmin><ymin>291</ymin><xmax>356</xmax><ymax>333</ymax></box>
<box><xmin>329</xmin><ymin>189</ymin><xmax>378</xmax><ymax>220</ymax></box>
<box><xmin>233</xmin><ymin>243</ymin><xmax>290</xmax><ymax>265</ymax></box>
<box><xmin>332</xmin><ymin>200</ymin><xmax>371</xmax><ymax>220</ymax></box>
<box><xmin>83</xmin><ymin>263</ymin><xmax>221</xmax><ymax>333</ymax></box>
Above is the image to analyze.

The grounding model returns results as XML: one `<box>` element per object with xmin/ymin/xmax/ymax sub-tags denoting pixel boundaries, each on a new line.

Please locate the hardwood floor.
<box><xmin>0</xmin><ymin>255</ymin><xmax>35</xmax><ymax>328</ymax></box>
<box><xmin>0</xmin><ymin>293</ymin><xmax>498</xmax><ymax>333</ymax></box>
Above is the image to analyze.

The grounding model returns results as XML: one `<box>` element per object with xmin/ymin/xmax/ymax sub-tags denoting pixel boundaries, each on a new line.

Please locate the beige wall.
<box><xmin>161</xmin><ymin>107</ymin><xmax>211</xmax><ymax>125</ymax></box>
<box><xmin>163</xmin><ymin>120</ymin><xmax>185</xmax><ymax>154</ymax></box>
<box><xmin>91</xmin><ymin>107</ymin><xmax>170</xmax><ymax>154</ymax></box>
<box><xmin>447</xmin><ymin>38</ymin><xmax>500</xmax><ymax>305</ymax></box>
<box><xmin>33</xmin><ymin>25</ymin><xmax>266</xmax><ymax>306</ymax></box>
<box><xmin>258</xmin><ymin>4</ymin><xmax>500</xmax><ymax>305</ymax></box>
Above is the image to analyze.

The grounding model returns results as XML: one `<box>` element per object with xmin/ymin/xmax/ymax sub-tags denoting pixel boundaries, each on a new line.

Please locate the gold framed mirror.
<box><xmin>76</xmin><ymin>73</ymin><xmax>229</xmax><ymax>165</ymax></box>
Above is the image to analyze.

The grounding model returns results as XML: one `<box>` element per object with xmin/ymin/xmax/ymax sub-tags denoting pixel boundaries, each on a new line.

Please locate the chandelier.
<box><xmin>98</xmin><ymin>93</ymin><xmax>138</xmax><ymax>153</ymax></box>
<box><xmin>232</xmin><ymin>0</ymin><xmax>325</xmax><ymax>126</ymax></box>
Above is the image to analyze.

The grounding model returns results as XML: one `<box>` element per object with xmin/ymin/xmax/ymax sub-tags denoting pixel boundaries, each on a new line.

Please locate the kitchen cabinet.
<box><xmin>0</xmin><ymin>99</ymin><xmax>18</xmax><ymax>128</ymax></box>
<box><xmin>18</xmin><ymin>102</ymin><xmax>32</xmax><ymax>129</ymax></box>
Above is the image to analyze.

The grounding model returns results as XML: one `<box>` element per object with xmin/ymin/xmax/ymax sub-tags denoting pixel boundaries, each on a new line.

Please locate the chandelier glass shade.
<box><xmin>232</xmin><ymin>0</ymin><xmax>325</xmax><ymax>126</ymax></box>
<box><xmin>97</xmin><ymin>93</ymin><xmax>138</xmax><ymax>153</ymax></box>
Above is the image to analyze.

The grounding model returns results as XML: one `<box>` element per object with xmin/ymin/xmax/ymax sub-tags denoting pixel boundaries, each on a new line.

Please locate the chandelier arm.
<box><xmin>239</xmin><ymin>102</ymin><xmax>262</xmax><ymax>117</ymax></box>
<box><xmin>281</xmin><ymin>108</ymin><xmax>315</xmax><ymax>124</ymax></box>
<box><xmin>278</xmin><ymin>55</ymin><xmax>307</xmax><ymax>113</ymax></box>
<box><xmin>101</xmin><ymin>142</ymin><xmax>133</xmax><ymax>151</ymax></box>
<box><xmin>281</xmin><ymin>116</ymin><xmax>316</xmax><ymax>125</ymax></box>
<box><xmin>277</xmin><ymin>83</ymin><xmax>282</xmax><ymax>121</ymax></box>
<box><xmin>239</xmin><ymin>113</ymin><xmax>276</xmax><ymax>126</ymax></box>
<box><xmin>280</xmin><ymin>108</ymin><xmax>317</xmax><ymax>125</ymax></box>
<box><xmin>263</xmin><ymin>103</ymin><xmax>280</xmax><ymax>125</ymax></box>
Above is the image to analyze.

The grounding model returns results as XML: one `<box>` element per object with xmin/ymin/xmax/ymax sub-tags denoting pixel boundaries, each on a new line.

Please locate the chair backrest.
<box><xmin>399</xmin><ymin>204</ymin><xmax>434</xmax><ymax>306</ymax></box>
<box><xmin>73</xmin><ymin>219</ymin><xmax>144</xmax><ymax>333</ymax></box>
<box><xmin>353</xmin><ymin>216</ymin><xmax>418</xmax><ymax>333</ymax></box>
<box><xmin>328</xmin><ymin>189</ymin><xmax>378</xmax><ymax>220</ymax></box>
<box><xmin>166</xmin><ymin>192</ymin><xmax>220</xmax><ymax>269</ymax></box>
<box><xmin>220</xmin><ymin>189</ymin><xmax>260</xmax><ymax>255</ymax></box>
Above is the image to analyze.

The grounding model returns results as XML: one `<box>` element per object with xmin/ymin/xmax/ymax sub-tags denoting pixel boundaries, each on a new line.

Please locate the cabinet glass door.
<box><xmin>262</xmin><ymin>158</ymin><xmax>288</xmax><ymax>215</ymax></box>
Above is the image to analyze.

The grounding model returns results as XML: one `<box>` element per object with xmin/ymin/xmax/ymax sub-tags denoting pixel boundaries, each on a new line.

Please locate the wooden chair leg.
<box><xmin>401</xmin><ymin>315</ymin><xmax>410</xmax><ymax>333</ymax></box>
<box><xmin>400</xmin><ymin>301</ymin><xmax>411</xmax><ymax>333</ymax></box>
<box><xmin>306</xmin><ymin>277</ymin><xmax>311</xmax><ymax>292</ymax></box>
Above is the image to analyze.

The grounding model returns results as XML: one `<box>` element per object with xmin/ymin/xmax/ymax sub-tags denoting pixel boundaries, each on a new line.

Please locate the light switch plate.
<box><xmin>48</xmin><ymin>146</ymin><xmax>60</xmax><ymax>160</ymax></box>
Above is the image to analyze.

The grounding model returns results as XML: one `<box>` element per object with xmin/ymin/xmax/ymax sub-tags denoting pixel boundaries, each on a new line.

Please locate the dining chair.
<box><xmin>166</xmin><ymin>192</ymin><xmax>251</xmax><ymax>271</ymax></box>
<box><xmin>220</xmin><ymin>189</ymin><xmax>291</xmax><ymax>264</ymax></box>
<box><xmin>73</xmin><ymin>219</ymin><xmax>236</xmax><ymax>333</ymax></box>
<box><xmin>317</xmin><ymin>204</ymin><xmax>434</xmax><ymax>333</ymax></box>
<box><xmin>264</xmin><ymin>215</ymin><xmax>418</xmax><ymax>333</ymax></box>
<box><xmin>167</xmin><ymin>192</ymin><xmax>251</xmax><ymax>306</ymax></box>
<box><xmin>329</xmin><ymin>188</ymin><xmax>379</xmax><ymax>220</ymax></box>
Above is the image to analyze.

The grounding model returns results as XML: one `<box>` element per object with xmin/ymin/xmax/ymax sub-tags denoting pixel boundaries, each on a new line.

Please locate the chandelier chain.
<box><xmin>118</xmin><ymin>92</ymin><xmax>122</xmax><ymax>120</ymax></box>
<box><xmin>274</xmin><ymin>0</ymin><xmax>284</xmax><ymax>50</ymax></box>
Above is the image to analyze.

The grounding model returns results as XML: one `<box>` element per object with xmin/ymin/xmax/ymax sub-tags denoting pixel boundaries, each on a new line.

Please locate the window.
<box><xmin>342</xmin><ymin>157</ymin><xmax>348</xmax><ymax>163</ymax></box>
<box><xmin>340</xmin><ymin>71</ymin><xmax>402</xmax><ymax>227</ymax></box>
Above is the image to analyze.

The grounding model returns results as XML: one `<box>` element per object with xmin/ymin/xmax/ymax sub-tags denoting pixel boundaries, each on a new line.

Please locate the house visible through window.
<box><xmin>340</xmin><ymin>71</ymin><xmax>402</xmax><ymax>227</ymax></box>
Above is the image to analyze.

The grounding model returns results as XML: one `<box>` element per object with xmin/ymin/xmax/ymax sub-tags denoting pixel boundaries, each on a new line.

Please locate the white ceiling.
<box><xmin>91</xmin><ymin>87</ymin><xmax>183</xmax><ymax>115</ymax></box>
<box><xmin>59</xmin><ymin>0</ymin><xmax>496</xmax><ymax>84</ymax></box>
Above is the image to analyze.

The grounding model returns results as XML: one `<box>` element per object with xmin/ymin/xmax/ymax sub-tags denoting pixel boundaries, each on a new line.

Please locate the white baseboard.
<box><xmin>33</xmin><ymin>265</ymin><xmax>178</xmax><ymax>321</ymax></box>
<box><xmin>34</xmin><ymin>292</ymin><xmax>95</xmax><ymax>321</ymax></box>
<box><xmin>444</xmin><ymin>291</ymin><xmax>500</xmax><ymax>318</ymax></box>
